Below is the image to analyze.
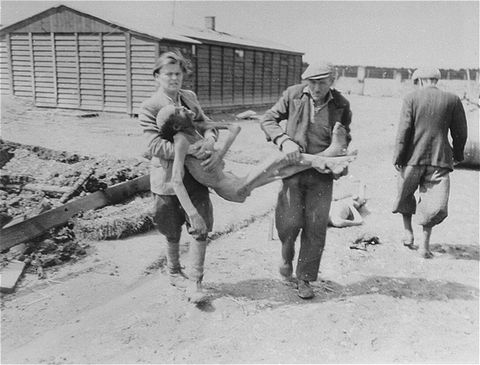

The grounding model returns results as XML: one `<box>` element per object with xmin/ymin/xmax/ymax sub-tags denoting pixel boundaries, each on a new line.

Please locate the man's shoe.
<box><xmin>185</xmin><ymin>280</ymin><xmax>208</xmax><ymax>304</ymax></box>
<box><xmin>168</xmin><ymin>268</ymin><xmax>189</xmax><ymax>288</ymax></box>
<box><xmin>279</xmin><ymin>262</ymin><xmax>293</xmax><ymax>281</ymax></box>
<box><xmin>297</xmin><ymin>280</ymin><xmax>314</xmax><ymax>299</ymax></box>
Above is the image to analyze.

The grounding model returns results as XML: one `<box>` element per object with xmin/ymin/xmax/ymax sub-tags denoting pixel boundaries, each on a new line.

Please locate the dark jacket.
<box><xmin>260</xmin><ymin>83</ymin><xmax>352</xmax><ymax>152</ymax></box>
<box><xmin>393</xmin><ymin>86</ymin><xmax>468</xmax><ymax>170</ymax></box>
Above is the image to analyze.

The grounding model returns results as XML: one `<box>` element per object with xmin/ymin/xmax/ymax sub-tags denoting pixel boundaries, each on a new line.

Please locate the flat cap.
<box><xmin>302</xmin><ymin>61</ymin><xmax>334</xmax><ymax>80</ymax></box>
<box><xmin>413</xmin><ymin>67</ymin><xmax>441</xmax><ymax>80</ymax></box>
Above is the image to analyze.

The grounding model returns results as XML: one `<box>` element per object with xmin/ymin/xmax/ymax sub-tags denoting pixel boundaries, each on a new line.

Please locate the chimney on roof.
<box><xmin>205</xmin><ymin>16</ymin><xmax>216</xmax><ymax>31</ymax></box>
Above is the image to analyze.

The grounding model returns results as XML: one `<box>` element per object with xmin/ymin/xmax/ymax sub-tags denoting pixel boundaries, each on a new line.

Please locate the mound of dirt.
<box><xmin>0</xmin><ymin>140</ymin><xmax>151</xmax><ymax>275</ymax></box>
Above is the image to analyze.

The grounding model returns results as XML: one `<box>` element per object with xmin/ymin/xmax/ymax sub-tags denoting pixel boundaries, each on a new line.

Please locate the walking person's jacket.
<box><xmin>393</xmin><ymin>86</ymin><xmax>468</xmax><ymax>171</ymax></box>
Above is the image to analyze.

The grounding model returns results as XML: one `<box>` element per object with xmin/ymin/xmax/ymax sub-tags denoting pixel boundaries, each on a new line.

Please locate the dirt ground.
<box><xmin>1</xmin><ymin>92</ymin><xmax>479</xmax><ymax>364</ymax></box>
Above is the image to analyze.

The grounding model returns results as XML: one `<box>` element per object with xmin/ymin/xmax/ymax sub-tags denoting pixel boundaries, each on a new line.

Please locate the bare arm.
<box><xmin>171</xmin><ymin>133</ymin><xmax>207</xmax><ymax>235</ymax></box>
<box><xmin>195</xmin><ymin>121</ymin><xmax>242</xmax><ymax>170</ymax></box>
<box><xmin>202</xmin><ymin>121</ymin><xmax>241</xmax><ymax>159</ymax></box>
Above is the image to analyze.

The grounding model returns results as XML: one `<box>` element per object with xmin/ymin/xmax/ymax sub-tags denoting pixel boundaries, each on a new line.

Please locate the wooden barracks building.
<box><xmin>0</xmin><ymin>5</ymin><xmax>304</xmax><ymax>114</ymax></box>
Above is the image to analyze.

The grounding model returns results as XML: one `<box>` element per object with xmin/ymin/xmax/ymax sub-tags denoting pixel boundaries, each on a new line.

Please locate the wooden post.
<box><xmin>75</xmin><ymin>32</ymin><xmax>81</xmax><ymax>108</ymax></box>
<box><xmin>51</xmin><ymin>32</ymin><xmax>58</xmax><ymax>106</ymax></box>
<box><xmin>28</xmin><ymin>33</ymin><xmax>36</xmax><ymax>104</ymax></box>
<box><xmin>99</xmin><ymin>33</ymin><xmax>105</xmax><ymax>110</ymax></box>
<box><xmin>252</xmin><ymin>50</ymin><xmax>256</xmax><ymax>102</ymax></box>
<box><xmin>125</xmin><ymin>32</ymin><xmax>132</xmax><ymax>115</ymax></box>
<box><xmin>357</xmin><ymin>66</ymin><xmax>366</xmax><ymax>96</ymax></box>
<box><xmin>6</xmin><ymin>34</ymin><xmax>14</xmax><ymax>95</ymax></box>
<box><xmin>242</xmin><ymin>49</ymin><xmax>246</xmax><ymax>105</ymax></box>
<box><xmin>208</xmin><ymin>45</ymin><xmax>212</xmax><ymax>107</ymax></box>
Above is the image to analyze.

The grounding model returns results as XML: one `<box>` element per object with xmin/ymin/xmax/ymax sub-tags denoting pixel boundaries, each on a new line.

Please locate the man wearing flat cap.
<box><xmin>260</xmin><ymin>61</ymin><xmax>352</xmax><ymax>299</ymax></box>
<box><xmin>392</xmin><ymin>67</ymin><xmax>467</xmax><ymax>258</ymax></box>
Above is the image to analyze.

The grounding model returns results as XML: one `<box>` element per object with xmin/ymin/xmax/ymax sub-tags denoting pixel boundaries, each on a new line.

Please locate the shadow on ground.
<box><xmin>200</xmin><ymin>275</ymin><xmax>479</xmax><ymax>311</ymax></box>
<box><xmin>430</xmin><ymin>243</ymin><xmax>479</xmax><ymax>260</ymax></box>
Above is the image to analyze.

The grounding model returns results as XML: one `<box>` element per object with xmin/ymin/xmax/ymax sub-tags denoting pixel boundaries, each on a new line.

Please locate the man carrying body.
<box><xmin>392</xmin><ymin>67</ymin><xmax>468</xmax><ymax>258</ymax></box>
<box><xmin>139</xmin><ymin>52</ymin><xmax>220</xmax><ymax>303</ymax></box>
<box><xmin>260</xmin><ymin>62</ymin><xmax>352</xmax><ymax>299</ymax></box>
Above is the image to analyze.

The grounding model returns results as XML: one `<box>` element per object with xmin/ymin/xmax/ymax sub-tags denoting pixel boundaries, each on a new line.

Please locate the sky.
<box><xmin>1</xmin><ymin>0</ymin><xmax>478</xmax><ymax>69</ymax></box>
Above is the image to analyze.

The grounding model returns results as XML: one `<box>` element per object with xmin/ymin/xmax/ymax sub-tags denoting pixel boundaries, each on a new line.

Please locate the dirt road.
<box><xmin>1</xmin><ymin>94</ymin><xmax>479</xmax><ymax>363</ymax></box>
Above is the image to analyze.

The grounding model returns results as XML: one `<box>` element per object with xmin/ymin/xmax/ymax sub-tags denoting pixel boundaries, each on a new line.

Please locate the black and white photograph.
<box><xmin>0</xmin><ymin>0</ymin><xmax>478</xmax><ymax>363</ymax></box>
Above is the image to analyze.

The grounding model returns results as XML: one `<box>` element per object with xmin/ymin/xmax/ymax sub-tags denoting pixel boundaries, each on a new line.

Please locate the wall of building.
<box><xmin>0</xmin><ymin>7</ymin><xmax>303</xmax><ymax>114</ymax></box>
<box><xmin>193</xmin><ymin>43</ymin><xmax>302</xmax><ymax>109</ymax></box>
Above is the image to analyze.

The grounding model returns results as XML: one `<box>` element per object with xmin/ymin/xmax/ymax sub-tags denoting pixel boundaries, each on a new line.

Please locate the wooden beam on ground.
<box><xmin>0</xmin><ymin>175</ymin><xmax>150</xmax><ymax>252</ymax></box>
<box><xmin>1</xmin><ymin>183</ymin><xmax>71</xmax><ymax>194</ymax></box>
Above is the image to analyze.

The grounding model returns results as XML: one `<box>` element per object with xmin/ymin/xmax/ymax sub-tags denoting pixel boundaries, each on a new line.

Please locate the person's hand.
<box><xmin>394</xmin><ymin>164</ymin><xmax>403</xmax><ymax>171</ymax></box>
<box><xmin>332</xmin><ymin>166</ymin><xmax>348</xmax><ymax>180</ymax></box>
<box><xmin>197</xmin><ymin>136</ymin><xmax>215</xmax><ymax>157</ymax></box>
<box><xmin>187</xmin><ymin>140</ymin><xmax>204</xmax><ymax>158</ymax></box>
<box><xmin>282</xmin><ymin>140</ymin><xmax>301</xmax><ymax>163</ymax></box>
<box><xmin>188</xmin><ymin>137</ymin><xmax>215</xmax><ymax>159</ymax></box>
<box><xmin>188</xmin><ymin>212</ymin><xmax>207</xmax><ymax>235</ymax></box>
<box><xmin>201</xmin><ymin>150</ymin><xmax>223</xmax><ymax>172</ymax></box>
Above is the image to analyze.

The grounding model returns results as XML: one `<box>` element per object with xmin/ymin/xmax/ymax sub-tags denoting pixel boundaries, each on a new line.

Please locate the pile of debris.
<box><xmin>0</xmin><ymin>139</ymin><xmax>152</xmax><ymax>287</ymax></box>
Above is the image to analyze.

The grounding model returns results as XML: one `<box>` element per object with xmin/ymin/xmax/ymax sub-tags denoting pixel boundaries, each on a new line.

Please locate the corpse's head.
<box><xmin>156</xmin><ymin>105</ymin><xmax>196</xmax><ymax>142</ymax></box>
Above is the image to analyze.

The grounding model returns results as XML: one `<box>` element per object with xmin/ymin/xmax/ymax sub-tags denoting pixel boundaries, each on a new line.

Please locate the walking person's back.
<box><xmin>395</xmin><ymin>85</ymin><xmax>467</xmax><ymax>170</ymax></box>
<box><xmin>392</xmin><ymin>67</ymin><xmax>467</xmax><ymax>258</ymax></box>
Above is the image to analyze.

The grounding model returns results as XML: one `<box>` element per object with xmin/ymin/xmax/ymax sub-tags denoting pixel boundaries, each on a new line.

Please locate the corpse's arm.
<box><xmin>196</xmin><ymin>121</ymin><xmax>241</xmax><ymax>160</ymax></box>
<box><xmin>171</xmin><ymin>133</ymin><xmax>207</xmax><ymax>235</ymax></box>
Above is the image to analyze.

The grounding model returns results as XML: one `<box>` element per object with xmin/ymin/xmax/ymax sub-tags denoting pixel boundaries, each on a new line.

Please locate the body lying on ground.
<box><xmin>328</xmin><ymin>182</ymin><xmax>367</xmax><ymax>227</ymax></box>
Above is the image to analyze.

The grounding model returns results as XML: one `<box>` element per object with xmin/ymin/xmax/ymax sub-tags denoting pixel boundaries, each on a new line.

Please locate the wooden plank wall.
<box><xmin>78</xmin><ymin>33</ymin><xmax>103</xmax><ymax>111</ymax></box>
<box><xmin>262</xmin><ymin>52</ymin><xmax>273</xmax><ymax>104</ymax></box>
<box><xmin>0</xmin><ymin>37</ymin><xmax>10</xmax><ymax>94</ymax></box>
<box><xmin>9</xmin><ymin>33</ymin><xmax>32</xmax><ymax>98</ymax></box>
<box><xmin>191</xmin><ymin>45</ymin><xmax>302</xmax><ymax>108</ymax></box>
<box><xmin>130</xmin><ymin>35</ymin><xmax>157</xmax><ymax>115</ymax></box>
<box><xmin>102</xmin><ymin>33</ymin><xmax>127</xmax><ymax>113</ymax></box>
<box><xmin>7</xmin><ymin>31</ymin><xmax>130</xmax><ymax>112</ymax></box>
<box><xmin>233</xmin><ymin>49</ymin><xmax>244</xmax><ymax>105</ymax></box>
<box><xmin>243</xmin><ymin>49</ymin><xmax>255</xmax><ymax>105</ymax></box>
<box><xmin>31</xmin><ymin>33</ymin><xmax>55</xmax><ymax>107</ymax></box>
<box><xmin>196</xmin><ymin>45</ymin><xmax>210</xmax><ymax>105</ymax></box>
<box><xmin>210</xmin><ymin>45</ymin><xmax>222</xmax><ymax>107</ymax></box>
<box><xmin>272</xmin><ymin>53</ymin><xmax>281</xmax><ymax>100</ymax></box>
<box><xmin>222</xmin><ymin>47</ymin><xmax>234</xmax><ymax>105</ymax></box>
<box><xmin>253</xmin><ymin>51</ymin><xmax>263</xmax><ymax>102</ymax></box>
<box><xmin>55</xmin><ymin>33</ymin><xmax>79</xmax><ymax>108</ymax></box>
<box><xmin>5</xmin><ymin>31</ymin><xmax>302</xmax><ymax>112</ymax></box>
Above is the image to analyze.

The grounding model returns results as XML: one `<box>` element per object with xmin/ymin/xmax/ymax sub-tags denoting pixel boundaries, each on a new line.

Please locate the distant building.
<box><xmin>0</xmin><ymin>5</ymin><xmax>304</xmax><ymax>114</ymax></box>
<box><xmin>335</xmin><ymin>65</ymin><xmax>478</xmax><ymax>82</ymax></box>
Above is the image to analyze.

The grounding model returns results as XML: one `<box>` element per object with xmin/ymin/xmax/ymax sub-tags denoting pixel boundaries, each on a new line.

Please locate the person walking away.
<box><xmin>260</xmin><ymin>61</ymin><xmax>352</xmax><ymax>299</ymax></box>
<box><xmin>139</xmin><ymin>52</ymin><xmax>221</xmax><ymax>303</ymax></box>
<box><xmin>392</xmin><ymin>67</ymin><xmax>467</xmax><ymax>258</ymax></box>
